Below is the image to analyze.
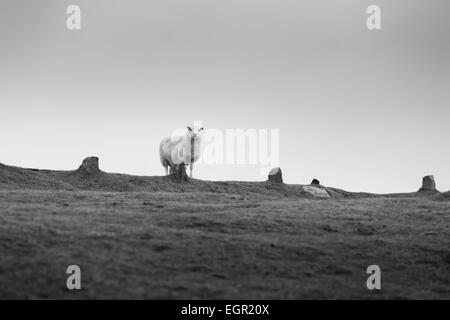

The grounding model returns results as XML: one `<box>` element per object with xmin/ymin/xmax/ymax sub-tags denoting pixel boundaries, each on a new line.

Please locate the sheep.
<box><xmin>159</xmin><ymin>126</ymin><xmax>204</xmax><ymax>178</ymax></box>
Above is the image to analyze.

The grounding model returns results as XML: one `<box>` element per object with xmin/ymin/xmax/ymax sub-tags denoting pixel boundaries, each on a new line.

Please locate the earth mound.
<box><xmin>0</xmin><ymin>158</ymin><xmax>446</xmax><ymax>200</ymax></box>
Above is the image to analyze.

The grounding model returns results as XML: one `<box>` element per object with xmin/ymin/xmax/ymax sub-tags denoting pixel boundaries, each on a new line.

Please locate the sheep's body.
<box><xmin>159</xmin><ymin>129</ymin><xmax>202</xmax><ymax>178</ymax></box>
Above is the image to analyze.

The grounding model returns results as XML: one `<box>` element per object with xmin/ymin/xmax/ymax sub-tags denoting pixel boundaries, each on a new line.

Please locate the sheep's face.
<box><xmin>187</xmin><ymin>126</ymin><xmax>204</xmax><ymax>141</ymax></box>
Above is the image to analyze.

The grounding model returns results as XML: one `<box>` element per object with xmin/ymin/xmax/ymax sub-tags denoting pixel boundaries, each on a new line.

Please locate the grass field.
<box><xmin>0</xmin><ymin>162</ymin><xmax>449</xmax><ymax>299</ymax></box>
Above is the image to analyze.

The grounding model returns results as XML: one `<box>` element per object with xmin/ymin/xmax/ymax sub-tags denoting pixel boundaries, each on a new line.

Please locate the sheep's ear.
<box><xmin>187</xmin><ymin>126</ymin><xmax>193</xmax><ymax>132</ymax></box>
<box><xmin>198</xmin><ymin>127</ymin><xmax>204</xmax><ymax>132</ymax></box>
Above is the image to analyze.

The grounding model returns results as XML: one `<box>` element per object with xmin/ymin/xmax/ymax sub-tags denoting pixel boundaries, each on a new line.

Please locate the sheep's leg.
<box><xmin>163</xmin><ymin>160</ymin><xmax>169</xmax><ymax>175</ymax></box>
<box><xmin>164</xmin><ymin>166</ymin><xmax>168</xmax><ymax>175</ymax></box>
<box><xmin>189</xmin><ymin>163</ymin><xmax>193</xmax><ymax>178</ymax></box>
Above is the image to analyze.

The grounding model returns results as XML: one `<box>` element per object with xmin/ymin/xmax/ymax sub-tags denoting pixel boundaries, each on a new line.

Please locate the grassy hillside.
<box><xmin>0</xmin><ymin>160</ymin><xmax>362</xmax><ymax>198</ymax></box>
<box><xmin>0</xmin><ymin>160</ymin><xmax>449</xmax><ymax>299</ymax></box>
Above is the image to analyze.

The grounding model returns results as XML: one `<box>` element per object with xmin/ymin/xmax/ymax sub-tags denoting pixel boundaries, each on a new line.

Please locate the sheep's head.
<box><xmin>187</xmin><ymin>126</ymin><xmax>204</xmax><ymax>140</ymax></box>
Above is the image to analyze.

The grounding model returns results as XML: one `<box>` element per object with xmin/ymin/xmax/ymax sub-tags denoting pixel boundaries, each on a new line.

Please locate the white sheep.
<box><xmin>159</xmin><ymin>126</ymin><xmax>204</xmax><ymax>178</ymax></box>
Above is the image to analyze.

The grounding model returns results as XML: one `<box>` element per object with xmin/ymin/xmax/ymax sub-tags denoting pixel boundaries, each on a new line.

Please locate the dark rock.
<box><xmin>321</xmin><ymin>224</ymin><xmax>337</xmax><ymax>233</ymax></box>
<box><xmin>77</xmin><ymin>157</ymin><xmax>100</xmax><ymax>175</ymax></box>
<box><xmin>268</xmin><ymin>167</ymin><xmax>283</xmax><ymax>183</ymax></box>
<box><xmin>311</xmin><ymin>179</ymin><xmax>320</xmax><ymax>185</ymax></box>
<box><xmin>419</xmin><ymin>175</ymin><xmax>437</xmax><ymax>192</ymax></box>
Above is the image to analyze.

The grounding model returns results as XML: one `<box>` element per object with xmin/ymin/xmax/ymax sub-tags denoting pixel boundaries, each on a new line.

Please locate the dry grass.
<box><xmin>0</xmin><ymin>190</ymin><xmax>449</xmax><ymax>299</ymax></box>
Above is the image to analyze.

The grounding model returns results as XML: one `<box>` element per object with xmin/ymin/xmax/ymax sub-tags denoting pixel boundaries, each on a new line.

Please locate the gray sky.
<box><xmin>1</xmin><ymin>0</ymin><xmax>449</xmax><ymax>193</ymax></box>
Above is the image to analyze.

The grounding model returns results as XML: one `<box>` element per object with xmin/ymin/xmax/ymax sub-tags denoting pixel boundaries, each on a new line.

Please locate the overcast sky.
<box><xmin>0</xmin><ymin>0</ymin><xmax>449</xmax><ymax>193</ymax></box>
